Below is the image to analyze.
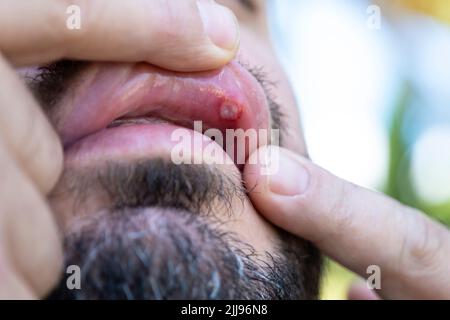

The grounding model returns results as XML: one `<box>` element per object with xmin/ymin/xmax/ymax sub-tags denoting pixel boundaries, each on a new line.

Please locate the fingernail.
<box><xmin>197</xmin><ymin>0</ymin><xmax>239</xmax><ymax>51</ymax></box>
<box><xmin>267</xmin><ymin>147</ymin><xmax>310</xmax><ymax>196</ymax></box>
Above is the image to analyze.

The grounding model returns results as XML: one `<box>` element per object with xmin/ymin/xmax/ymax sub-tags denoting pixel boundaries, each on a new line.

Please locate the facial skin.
<box><xmin>26</xmin><ymin>0</ymin><xmax>321</xmax><ymax>299</ymax></box>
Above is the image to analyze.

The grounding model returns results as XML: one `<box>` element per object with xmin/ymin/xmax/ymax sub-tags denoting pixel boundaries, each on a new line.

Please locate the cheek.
<box><xmin>237</xmin><ymin>28</ymin><xmax>307</xmax><ymax>155</ymax></box>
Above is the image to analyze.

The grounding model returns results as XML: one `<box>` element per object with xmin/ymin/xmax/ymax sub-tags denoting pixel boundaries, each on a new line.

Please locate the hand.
<box><xmin>244</xmin><ymin>146</ymin><xmax>450</xmax><ymax>299</ymax></box>
<box><xmin>0</xmin><ymin>0</ymin><xmax>239</xmax><ymax>299</ymax></box>
<box><xmin>1</xmin><ymin>0</ymin><xmax>239</xmax><ymax>70</ymax></box>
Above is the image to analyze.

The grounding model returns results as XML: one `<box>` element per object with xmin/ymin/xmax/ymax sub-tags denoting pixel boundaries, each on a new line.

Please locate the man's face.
<box><xmin>28</xmin><ymin>0</ymin><xmax>321</xmax><ymax>299</ymax></box>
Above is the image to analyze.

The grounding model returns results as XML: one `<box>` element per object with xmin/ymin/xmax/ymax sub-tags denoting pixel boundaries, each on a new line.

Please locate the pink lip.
<box><xmin>59</xmin><ymin>61</ymin><xmax>270</xmax><ymax>165</ymax></box>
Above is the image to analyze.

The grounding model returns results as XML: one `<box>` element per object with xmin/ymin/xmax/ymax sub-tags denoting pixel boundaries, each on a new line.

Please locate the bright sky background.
<box><xmin>268</xmin><ymin>0</ymin><xmax>450</xmax><ymax>200</ymax></box>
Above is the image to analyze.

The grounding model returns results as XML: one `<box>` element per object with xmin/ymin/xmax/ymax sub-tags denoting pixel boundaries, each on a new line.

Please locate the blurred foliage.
<box><xmin>378</xmin><ymin>0</ymin><xmax>450</xmax><ymax>24</ymax></box>
<box><xmin>320</xmin><ymin>259</ymin><xmax>357</xmax><ymax>300</ymax></box>
<box><xmin>397</xmin><ymin>0</ymin><xmax>450</xmax><ymax>24</ymax></box>
<box><xmin>385</xmin><ymin>84</ymin><xmax>450</xmax><ymax>227</ymax></box>
<box><xmin>385</xmin><ymin>85</ymin><xmax>415</xmax><ymax>202</ymax></box>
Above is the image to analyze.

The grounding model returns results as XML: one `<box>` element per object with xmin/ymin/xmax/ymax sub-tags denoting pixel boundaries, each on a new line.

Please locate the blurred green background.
<box><xmin>269</xmin><ymin>0</ymin><xmax>450</xmax><ymax>299</ymax></box>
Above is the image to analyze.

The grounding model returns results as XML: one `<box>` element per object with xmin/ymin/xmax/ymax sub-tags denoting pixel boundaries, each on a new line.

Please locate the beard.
<box><xmin>46</xmin><ymin>159</ymin><xmax>322</xmax><ymax>300</ymax></box>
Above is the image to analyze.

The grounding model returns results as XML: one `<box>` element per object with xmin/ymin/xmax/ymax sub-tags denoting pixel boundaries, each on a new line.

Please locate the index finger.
<box><xmin>0</xmin><ymin>0</ymin><xmax>239</xmax><ymax>71</ymax></box>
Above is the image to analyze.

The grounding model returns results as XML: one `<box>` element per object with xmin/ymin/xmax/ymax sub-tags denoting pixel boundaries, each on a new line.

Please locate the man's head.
<box><xmin>26</xmin><ymin>0</ymin><xmax>322</xmax><ymax>299</ymax></box>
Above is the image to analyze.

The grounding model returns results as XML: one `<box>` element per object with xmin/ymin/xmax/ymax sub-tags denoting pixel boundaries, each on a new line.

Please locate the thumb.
<box><xmin>347</xmin><ymin>281</ymin><xmax>381</xmax><ymax>300</ymax></box>
<box><xmin>244</xmin><ymin>146</ymin><xmax>450</xmax><ymax>299</ymax></box>
<box><xmin>2</xmin><ymin>0</ymin><xmax>240</xmax><ymax>71</ymax></box>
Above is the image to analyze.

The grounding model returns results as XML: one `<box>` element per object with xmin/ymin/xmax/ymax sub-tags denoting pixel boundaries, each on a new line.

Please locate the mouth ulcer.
<box><xmin>219</xmin><ymin>102</ymin><xmax>242</xmax><ymax>121</ymax></box>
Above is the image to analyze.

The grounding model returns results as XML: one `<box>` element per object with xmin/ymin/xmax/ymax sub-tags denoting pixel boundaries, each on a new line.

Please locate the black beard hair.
<box><xmin>50</xmin><ymin>159</ymin><xmax>245</xmax><ymax>218</ymax></box>
<box><xmin>47</xmin><ymin>207</ymin><xmax>321</xmax><ymax>300</ymax></box>
<box><xmin>99</xmin><ymin>159</ymin><xmax>245</xmax><ymax>215</ymax></box>
<box><xmin>47</xmin><ymin>159</ymin><xmax>322</xmax><ymax>300</ymax></box>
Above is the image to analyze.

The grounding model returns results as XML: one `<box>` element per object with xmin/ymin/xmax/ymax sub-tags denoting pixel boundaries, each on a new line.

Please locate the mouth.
<box><xmin>58</xmin><ymin>61</ymin><xmax>271</xmax><ymax>168</ymax></box>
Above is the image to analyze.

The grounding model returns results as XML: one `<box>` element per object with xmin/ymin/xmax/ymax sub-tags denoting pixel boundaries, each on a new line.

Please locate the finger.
<box><xmin>0</xmin><ymin>263</ymin><xmax>35</xmax><ymax>300</ymax></box>
<box><xmin>0</xmin><ymin>54</ymin><xmax>63</xmax><ymax>193</ymax></box>
<box><xmin>0</xmin><ymin>137</ymin><xmax>63</xmax><ymax>298</ymax></box>
<box><xmin>0</xmin><ymin>0</ymin><xmax>239</xmax><ymax>71</ymax></box>
<box><xmin>244</xmin><ymin>146</ymin><xmax>450</xmax><ymax>299</ymax></box>
<box><xmin>347</xmin><ymin>282</ymin><xmax>381</xmax><ymax>300</ymax></box>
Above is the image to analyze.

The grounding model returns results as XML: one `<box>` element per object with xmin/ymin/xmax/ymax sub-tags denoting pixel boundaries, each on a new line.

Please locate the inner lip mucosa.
<box><xmin>107</xmin><ymin>113</ymin><xmax>214</xmax><ymax>134</ymax></box>
<box><xmin>107</xmin><ymin>116</ymin><xmax>170</xmax><ymax>128</ymax></box>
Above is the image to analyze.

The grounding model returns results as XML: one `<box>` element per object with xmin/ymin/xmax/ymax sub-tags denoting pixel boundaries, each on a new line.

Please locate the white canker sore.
<box><xmin>220</xmin><ymin>103</ymin><xmax>241</xmax><ymax>121</ymax></box>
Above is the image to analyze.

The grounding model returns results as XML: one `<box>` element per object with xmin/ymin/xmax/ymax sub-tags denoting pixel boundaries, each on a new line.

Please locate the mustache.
<box><xmin>51</xmin><ymin>159</ymin><xmax>246</xmax><ymax>218</ymax></box>
<box><xmin>27</xmin><ymin>60</ymin><xmax>88</xmax><ymax>119</ymax></box>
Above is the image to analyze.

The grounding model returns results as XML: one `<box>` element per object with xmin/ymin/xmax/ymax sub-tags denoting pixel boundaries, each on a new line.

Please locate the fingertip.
<box><xmin>146</xmin><ymin>0</ymin><xmax>240</xmax><ymax>72</ymax></box>
<box><xmin>161</xmin><ymin>44</ymin><xmax>237</xmax><ymax>72</ymax></box>
<box><xmin>243</xmin><ymin>146</ymin><xmax>307</xmax><ymax>231</ymax></box>
<box><xmin>347</xmin><ymin>281</ymin><xmax>381</xmax><ymax>300</ymax></box>
<box><xmin>196</xmin><ymin>0</ymin><xmax>240</xmax><ymax>53</ymax></box>
<box><xmin>36</xmin><ymin>123</ymin><xmax>64</xmax><ymax>194</ymax></box>
<box><xmin>243</xmin><ymin>146</ymin><xmax>271</xmax><ymax>195</ymax></box>
<box><xmin>244</xmin><ymin>146</ymin><xmax>310</xmax><ymax>197</ymax></box>
<box><xmin>243</xmin><ymin>146</ymin><xmax>321</xmax><ymax>239</ymax></box>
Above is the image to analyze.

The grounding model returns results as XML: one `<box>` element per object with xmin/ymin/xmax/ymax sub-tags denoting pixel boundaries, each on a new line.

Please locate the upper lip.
<box><xmin>57</xmin><ymin>61</ymin><xmax>271</xmax><ymax>160</ymax></box>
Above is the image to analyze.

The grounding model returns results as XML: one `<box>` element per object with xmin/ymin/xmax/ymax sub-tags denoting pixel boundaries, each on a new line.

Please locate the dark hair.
<box><xmin>48</xmin><ymin>160</ymin><xmax>322</xmax><ymax>300</ymax></box>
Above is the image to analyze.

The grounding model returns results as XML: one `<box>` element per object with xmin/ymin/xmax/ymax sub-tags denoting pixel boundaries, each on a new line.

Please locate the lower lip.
<box><xmin>64</xmin><ymin>123</ymin><xmax>234</xmax><ymax>169</ymax></box>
